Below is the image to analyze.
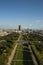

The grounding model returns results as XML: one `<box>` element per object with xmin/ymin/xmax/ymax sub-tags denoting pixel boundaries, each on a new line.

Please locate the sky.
<box><xmin>0</xmin><ymin>0</ymin><xmax>43</xmax><ymax>29</ymax></box>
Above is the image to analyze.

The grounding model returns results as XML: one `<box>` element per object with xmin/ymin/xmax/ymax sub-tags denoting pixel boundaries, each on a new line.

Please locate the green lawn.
<box><xmin>11</xmin><ymin>44</ymin><xmax>34</xmax><ymax>65</ymax></box>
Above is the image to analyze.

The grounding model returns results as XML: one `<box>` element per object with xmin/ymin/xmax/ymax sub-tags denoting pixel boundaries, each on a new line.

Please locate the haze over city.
<box><xmin>0</xmin><ymin>0</ymin><xmax>43</xmax><ymax>30</ymax></box>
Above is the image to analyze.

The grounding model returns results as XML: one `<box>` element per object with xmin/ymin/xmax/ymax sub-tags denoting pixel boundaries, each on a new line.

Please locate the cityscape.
<box><xmin>0</xmin><ymin>0</ymin><xmax>43</xmax><ymax>65</ymax></box>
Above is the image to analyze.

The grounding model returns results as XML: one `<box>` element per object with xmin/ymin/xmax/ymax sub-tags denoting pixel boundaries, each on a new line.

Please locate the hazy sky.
<box><xmin>0</xmin><ymin>0</ymin><xmax>43</xmax><ymax>29</ymax></box>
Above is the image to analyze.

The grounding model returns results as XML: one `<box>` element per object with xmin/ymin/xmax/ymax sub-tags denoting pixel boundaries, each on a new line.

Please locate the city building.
<box><xmin>19</xmin><ymin>25</ymin><xmax>21</xmax><ymax>30</ymax></box>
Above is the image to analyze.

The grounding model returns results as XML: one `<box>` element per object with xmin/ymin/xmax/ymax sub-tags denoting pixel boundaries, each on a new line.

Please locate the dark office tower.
<box><xmin>19</xmin><ymin>25</ymin><xmax>21</xmax><ymax>30</ymax></box>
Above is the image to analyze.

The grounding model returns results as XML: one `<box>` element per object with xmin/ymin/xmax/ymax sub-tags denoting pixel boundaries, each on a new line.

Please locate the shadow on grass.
<box><xmin>23</xmin><ymin>44</ymin><xmax>34</xmax><ymax>65</ymax></box>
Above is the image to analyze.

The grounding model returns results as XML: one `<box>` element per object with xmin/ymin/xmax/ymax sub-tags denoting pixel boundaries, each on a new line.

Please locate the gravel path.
<box><xmin>29</xmin><ymin>45</ymin><xmax>38</xmax><ymax>65</ymax></box>
<box><xmin>7</xmin><ymin>34</ymin><xmax>21</xmax><ymax>65</ymax></box>
<box><xmin>7</xmin><ymin>44</ymin><xmax>18</xmax><ymax>65</ymax></box>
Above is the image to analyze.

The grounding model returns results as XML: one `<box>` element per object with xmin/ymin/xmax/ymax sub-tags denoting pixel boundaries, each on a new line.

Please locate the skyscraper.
<box><xmin>19</xmin><ymin>25</ymin><xmax>21</xmax><ymax>30</ymax></box>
